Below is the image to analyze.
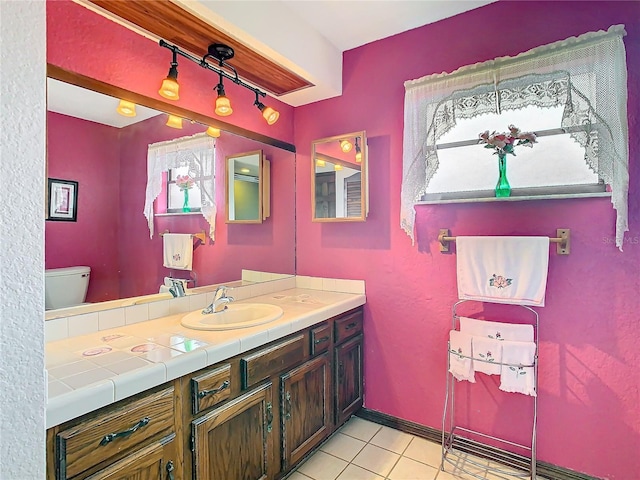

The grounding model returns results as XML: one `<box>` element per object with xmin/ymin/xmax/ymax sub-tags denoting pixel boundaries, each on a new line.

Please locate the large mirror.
<box><xmin>312</xmin><ymin>131</ymin><xmax>368</xmax><ymax>222</ymax></box>
<box><xmin>226</xmin><ymin>150</ymin><xmax>270</xmax><ymax>223</ymax></box>
<box><xmin>45</xmin><ymin>77</ymin><xmax>296</xmax><ymax>317</ymax></box>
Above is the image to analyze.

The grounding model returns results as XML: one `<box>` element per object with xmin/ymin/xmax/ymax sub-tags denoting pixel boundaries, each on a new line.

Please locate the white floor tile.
<box><xmin>320</xmin><ymin>433</ymin><xmax>366</xmax><ymax>462</ymax></box>
<box><xmin>351</xmin><ymin>444</ymin><xmax>400</xmax><ymax>477</ymax></box>
<box><xmin>339</xmin><ymin>417</ymin><xmax>382</xmax><ymax>442</ymax></box>
<box><xmin>388</xmin><ymin>456</ymin><xmax>440</xmax><ymax>479</ymax></box>
<box><xmin>297</xmin><ymin>451</ymin><xmax>348</xmax><ymax>480</ymax></box>
<box><xmin>403</xmin><ymin>437</ymin><xmax>444</xmax><ymax>469</ymax></box>
<box><xmin>336</xmin><ymin>464</ymin><xmax>384</xmax><ymax>480</ymax></box>
<box><xmin>369</xmin><ymin>425</ymin><xmax>414</xmax><ymax>454</ymax></box>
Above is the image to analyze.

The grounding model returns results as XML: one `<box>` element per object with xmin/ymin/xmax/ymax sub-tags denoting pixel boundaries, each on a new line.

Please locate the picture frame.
<box><xmin>47</xmin><ymin>178</ymin><xmax>78</xmax><ymax>222</ymax></box>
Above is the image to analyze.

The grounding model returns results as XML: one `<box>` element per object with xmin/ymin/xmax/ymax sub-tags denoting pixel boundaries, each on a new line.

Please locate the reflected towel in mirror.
<box><xmin>163</xmin><ymin>233</ymin><xmax>193</xmax><ymax>270</ymax></box>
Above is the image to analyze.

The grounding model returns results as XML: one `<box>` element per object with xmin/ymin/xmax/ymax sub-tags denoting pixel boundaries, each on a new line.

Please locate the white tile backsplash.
<box><xmin>322</xmin><ymin>278</ymin><xmax>338</xmax><ymax>292</ymax></box>
<box><xmin>148</xmin><ymin>300</ymin><xmax>171</xmax><ymax>320</ymax></box>
<box><xmin>45</xmin><ymin>317</ymin><xmax>68</xmax><ymax>342</ymax></box>
<box><xmin>169</xmin><ymin>296</ymin><xmax>191</xmax><ymax>315</ymax></box>
<box><xmin>68</xmin><ymin>312</ymin><xmax>99</xmax><ymax>337</ymax></box>
<box><xmin>189</xmin><ymin>293</ymin><xmax>208</xmax><ymax>311</ymax></box>
<box><xmin>98</xmin><ymin>308</ymin><xmax>126</xmax><ymax>330</ymax></box>
<box><xmin>125</xmin><ymin>304</ymin><xmax>149</xmax><ymax>325</ymax></box>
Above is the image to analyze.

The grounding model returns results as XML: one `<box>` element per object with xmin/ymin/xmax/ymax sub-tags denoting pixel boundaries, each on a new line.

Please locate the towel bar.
<box><xmin>159</xmin><ymin>230</ymin><xmax>207</xmax><ymax>245</ymax></box>
<box><xmin>437</xmin><ymin>228</ymin><xmax>570</xmax><ymax>255</ymax></box>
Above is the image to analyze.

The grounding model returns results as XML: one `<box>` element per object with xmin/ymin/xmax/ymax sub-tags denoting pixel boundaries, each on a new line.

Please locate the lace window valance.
<box><xmin>143</xmin><ymin>133</ymin><xmax>216</xmax><ymax>240</ymax></box>
<box><xmin>401</xmin><ymin>25</ymin><xmax>629</xmax><ymax>250</ymax></box>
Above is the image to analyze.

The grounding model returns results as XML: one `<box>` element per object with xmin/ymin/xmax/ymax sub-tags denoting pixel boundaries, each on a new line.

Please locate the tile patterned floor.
<box><xmin>289</xmin><ymin>417</ymin><xmax>545</xmax><ymax>480</ymax></box>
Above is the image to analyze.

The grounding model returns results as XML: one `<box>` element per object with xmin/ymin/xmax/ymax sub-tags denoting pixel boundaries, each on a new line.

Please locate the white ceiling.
<box><xmin>51</xmin><ymin>0</ymin><xmax>494</xmax><ymax>126</ymax></box>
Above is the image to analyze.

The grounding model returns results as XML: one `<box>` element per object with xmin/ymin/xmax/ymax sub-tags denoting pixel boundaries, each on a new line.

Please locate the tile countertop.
<box><xmin>45</xmin><ymin>288</ymin><xmax>366</xmax><ymax>429</ymax></box>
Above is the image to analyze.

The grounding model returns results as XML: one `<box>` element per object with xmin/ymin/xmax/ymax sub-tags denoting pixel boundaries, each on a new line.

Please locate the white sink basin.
<box><xmin>180</xmin><ymin>303</ymin><xmax>284</xmax><ymax>331</ymax></box>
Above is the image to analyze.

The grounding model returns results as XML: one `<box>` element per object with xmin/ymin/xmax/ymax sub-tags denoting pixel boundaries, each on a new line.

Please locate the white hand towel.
<box><xmin>448</xmin><ymin>330</ymin><xmax>475</xmax><ymax>383</ymax></box>
<box><xmin>456</xmin><ymin>236</ymin><xmax>550</xmax><ymax>306</ymax></box>
<box><xmin>163</xmin><ymin>234</ymin><xmax>193</xmax><ymax>270</ymax></box>
<box><xmin>459</xmin><ymin>317</ymin><xmax>534</xmax><ymax>342</ymax></box>
<box><xmin>499</xmin><ymin>340</ymin><xmax>537</xmax><ymax>396</ymax></box>
<box><xmin>471</xmin><ymin>336</ymin><xmax>502</xmax><ymax>375</ymax></box>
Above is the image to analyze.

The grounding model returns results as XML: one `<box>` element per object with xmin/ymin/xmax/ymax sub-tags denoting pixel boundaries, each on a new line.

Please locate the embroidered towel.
<box><xmin>499</xmin><ymin>340</ymin><xmax>537</xmax><ymax>396</ymax></box>
<box><xmin>448</xmin><ymin>330</ymin><xmax>475</xmax><ymax>383</ymax></box>
<box><xmin>459</xmin><ymin>317</ymin><xmax>534</xmax><ymax>342</ymax></box>
<box><xmin>456</xmin><ymin>236</ymin><xmax>550</xmax><ymax>306</ymax></box>
<box><xmin>471</xmin><ymin>336</ymin><xmax>502</xmax><ymax>375</ymax></box>
<box><xmin>163</xmin><ymin>234</ymin><xmax>193</xmax><ymax>270</ymax></box>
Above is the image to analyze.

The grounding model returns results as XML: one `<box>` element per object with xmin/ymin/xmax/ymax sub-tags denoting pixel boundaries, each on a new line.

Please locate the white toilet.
<box><xmin>45</xmin><ymin>266</ymin><xmax>91</xmax><ymax>310</ymax></box>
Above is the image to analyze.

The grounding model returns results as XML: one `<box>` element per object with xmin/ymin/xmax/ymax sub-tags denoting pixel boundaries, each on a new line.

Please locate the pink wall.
<box><xmin>117</xmin><ymin>115</ymin><xmax>295</xmax><ymax>299</ymax></box>
<box><xmin>294</xmin><ymin>2</ymin><xmax>639</xmax><ymax>478</ymax></box>
<box><xmin>46</xmin><ymin>112</ymin><xmax>121</xmax><ymax>303</ymax></box>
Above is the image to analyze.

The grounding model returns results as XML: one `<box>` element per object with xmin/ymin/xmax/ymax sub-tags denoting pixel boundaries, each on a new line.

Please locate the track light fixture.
<box><xmin>166</xmin><ymin>114</ymin><xmax>183</xmax><ymax>129</ymax></box>
<box><xmin>158</xmin><ymin>48</ymin><xmax>180</xmax><ymax>100</ymax></box>
<box><xmin>206</xmin><ymin>126</ymin><xmax>221</xmax><ymax>138</ymax></box>
<box><xmin>116</xmin><ymin>99</ymin><xmax>136</xmax><ymax>117</ymax></box>
<box><xmin>159</xmin><ymin>40</ymin><xmax>279</xmax><ymax>125</ymax></box>
<box><xmin>340</xmin><ymin>139</ymin><xmax>353</xmax><ymax>153</ymax></box>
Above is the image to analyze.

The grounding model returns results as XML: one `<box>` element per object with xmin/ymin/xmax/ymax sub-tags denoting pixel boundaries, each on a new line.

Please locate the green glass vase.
<box><xmin>182</xmin><ymin>188</ymin><xmax>190</xmax><ymax>212</ymax></box>
<box><xmin>495</xmin><ymin>153</ymin><xmax>511</xmax><ymax>198</ymax></box>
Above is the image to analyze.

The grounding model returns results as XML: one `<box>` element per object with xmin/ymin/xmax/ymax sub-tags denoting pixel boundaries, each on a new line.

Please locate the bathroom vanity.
<box><xmin>45</xmin><ymin>281</ymin><xmax>364</xmax><ymax>480</ymax></box>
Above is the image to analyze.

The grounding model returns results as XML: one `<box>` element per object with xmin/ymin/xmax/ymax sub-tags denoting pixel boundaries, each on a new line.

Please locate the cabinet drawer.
<box><xmin>241</xmin><ymin>334</ymin><xmax>306</xmax><ymax>389</ymax></box>
<box><xmin>310</xmin><ymin>323</ymin><xmax>331</xmax><ymax>355</ymax></box>
<box><xmin>334</xmin><ymin>310</ymin><xmax>363</xmax><ymax>344</ymax></box>
<box><xmin>191</xmin><ymin>364</ymin><xmax>232</xmax><ymax>414</ymax></box>
<box><xmin>56</xmin><ymin>386</ymin><xmax>174</xmax><ymax>479</ymax></box>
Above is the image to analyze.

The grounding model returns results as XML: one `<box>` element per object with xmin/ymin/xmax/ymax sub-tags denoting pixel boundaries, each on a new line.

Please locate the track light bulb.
<box><xmin>334</xmin><ymin>164</ymin><xmax>343</xmax><ymax>171</ymax></box>
<box><xmin>215</xmin><ymin>83</ymin><xmax>233</xmax><ymax>116</ymax></box>
<box><xmin>116</xmin><ymin>99</ymin><xmax>136</xmax><ymax>117</ymax></box>
<box><xmin>159</xmin><ymin>61</ymin><xmax>179</xmax><ymax>100</ymax></box>
<box><xmin>316</xmin><ymin>159</ymin><xmax>326</xmax><ymax>167</ymax></box>
<box><xmin>166</xmin><ymin>115</ymin><xmax>183</xmax><ymax>129</ymax></box>
<box><xmin>340</xmin><ymin>140</ymin><xmax>353</xmax><ymax>153</ymax></box>
<box><xmin>206</xmin><ymin>126</ymin><xmax>221</xmax><ymax>138</ymax></box>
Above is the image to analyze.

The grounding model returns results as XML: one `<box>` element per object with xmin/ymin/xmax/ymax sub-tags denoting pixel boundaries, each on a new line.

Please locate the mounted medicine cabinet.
<box><xmin>225</xmin><ymin>150</ymin><xmax>270</xmax><ymax>223</ymax></box>
<box><xmin>312</xmin><ymin>131</ymin><xmax>368</xmax><ymax>222</ymax></box>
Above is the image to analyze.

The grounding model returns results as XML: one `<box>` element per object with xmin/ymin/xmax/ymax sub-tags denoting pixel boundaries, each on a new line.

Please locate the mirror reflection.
<box><xmin>45</xmin><ymin>78</ymin><xmax>295</xmax><ymax>316</ymax></box>
<box><xmin>226</xmin><ymin>150</ymin><xmax>270</xmax><ymax>223</ymax></box>
<box><xmin>312</xmin><ymin>131</ymin><xmax>368</xmax><ymax>222</ymax></box>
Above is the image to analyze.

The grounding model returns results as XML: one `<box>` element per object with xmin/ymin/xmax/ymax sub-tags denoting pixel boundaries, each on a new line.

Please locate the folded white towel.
<box><xmin>471</xmin><ymin>336</ymin><xmax>502</xmax><ymax>375</ymax></box>
<box><xmin>163</xmin><ymin>234</ymin><xmax>193</xmax><ymax>270</ymax></box>
<box><xmin>456</xmin><ymin>236</ymin><xmax>550</xmax><ymax>306</ymax></box>
<box><xmin>499</xmin><ymin>341</ymin><xmax>537</xmax><ymax>396</ymax></box>
<box><xmin>459</xmin><ymin>317</ymin><xmax>534</xmax><ymax>342</ymax></box>
<box><xmin>448</xmin><ymin>330</ymin><xmax>475</xmax><ymax>383</ymax></box>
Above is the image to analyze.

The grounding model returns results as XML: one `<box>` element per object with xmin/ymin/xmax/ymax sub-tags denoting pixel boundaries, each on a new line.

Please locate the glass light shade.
<box><xmin>315</xmin><ymin>159</ymin><xmax>326</xmax><ymax>167</ymax></box>
<box><xmin>355</xmin><ymin>151</ymin><xmax>362</xmax><ymax>163</ymax></box>
<box><xmin>215</xmin><ymin>95</ymin><xmax>233</xmax><ymax>116</ymax></box>
<box><xmin>240</xmin><ymin>168</ymin><xmax>251</xmax><ymax>174</ymax></box>
<box><xmin>159</xmin><ymin>77</ymin><xmax>179</xmax><ymax>100</ymax></box>
<box><xmin>261</xmin><ymin>106</ymin><xmax>279</xmax><ymax>125</ymax></box>
<box><xmin>334</xmin><ymin>164</ymin><xmax>343</xmax><ymax>171</ymax></box>
<box><xmin>206</xmin><ymin>126</ymin><xmax>221</xmax><ymax>138</ymax></box>
<box><xmin>166</xmin><ymin>115</ymin><xmax>183</xmax><ymax>129</ymax></box>
<box><xmin>116</xmin><ymin>100</ymin><xmax>136</xmax><ymax>117</ymax></box>
<box><xmin>340</xmin><ymin>140</ymin><xmax>353</xmax><ymax>153</ymax></box>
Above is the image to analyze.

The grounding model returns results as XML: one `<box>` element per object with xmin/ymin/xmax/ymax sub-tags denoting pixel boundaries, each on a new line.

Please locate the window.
<box><xmin>144</xmin><ymin>133</ymin><xmax>216</xmax><ymax>239</ymax></box>
<box><xmin>423</xmin><ymin>105</ymin><xmax>603</xmax><ymax>200</ymax></box>
<box><xmin>401</xmin><ymin>25</ymin><xmax>629</xmax><ymax>249</ymax></box>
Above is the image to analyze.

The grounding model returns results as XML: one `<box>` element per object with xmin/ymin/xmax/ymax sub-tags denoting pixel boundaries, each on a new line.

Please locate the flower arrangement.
<box><xmin>175</xmin><ymin>174</ymin><xmax>195</xmax><ymax>191</ymax></box>
<box><xmin>478</xmin><ymin>125</ymin><xmax>537</xmax><ymax>156</ymax></box>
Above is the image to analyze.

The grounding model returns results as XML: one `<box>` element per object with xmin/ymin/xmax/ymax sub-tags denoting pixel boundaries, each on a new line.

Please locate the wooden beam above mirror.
<box><xmin>83</xmin><ymin>0</ymin><xmax>314</xmax><ymax>96</ymax></box>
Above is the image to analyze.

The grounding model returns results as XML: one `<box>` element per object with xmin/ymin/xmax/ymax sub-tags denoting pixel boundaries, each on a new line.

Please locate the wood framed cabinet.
<box><xmin>191</xmin><ymin>382</ymin><xmax>277</xmax><ymax>480</ymax></box>
<box><xmin>280</xmin><ymin>353</ymin><xmax>331</xmax><ymax>470</ymax></box>
<box><xmin>47</xmin><ymin>306</ymin><xmax>365</xmax><ymax>480</ymax></box>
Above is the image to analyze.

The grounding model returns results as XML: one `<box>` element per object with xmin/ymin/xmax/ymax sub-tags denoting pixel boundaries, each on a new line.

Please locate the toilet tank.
<box><xmin>45</xmin><ymin>266</ymin><xmax>91</xmax><ymax>310</ymax></box>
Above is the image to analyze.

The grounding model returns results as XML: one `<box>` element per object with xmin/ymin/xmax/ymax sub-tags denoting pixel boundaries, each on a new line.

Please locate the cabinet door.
<box><xmin>191</xmin><ymin>383</ymin><xmax>276</xmax><ymax>480</ymax></box>
<box><xmin>84</xmin><ymin>434</ymin><xmax>175</xmax><ymax>480</ymax></box>
<box><xmin>335</xmin><ymin>334</ymin><xmax>363</xmax><ymax>426</ymax></box>
<box><xmin>280</xmin><ymin>354</ymin><xmax>331</xmax><ymax>469</ymax></box>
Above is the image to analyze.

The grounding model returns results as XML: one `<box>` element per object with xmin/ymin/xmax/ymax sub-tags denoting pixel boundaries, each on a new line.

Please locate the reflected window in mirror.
<box><xmin>166</xmin><ymin>165</ymin><xmax>211</xmax><ymax>213</ymax></box>
<box><xmin>312</xmin><ymin>131</ymin><xmax>368</xmax><ymax>222</ymax></box>
<box><xmin>226</xmin><ymin>150</ymin><xmax>270</xmax><ymax>223</ymax></box>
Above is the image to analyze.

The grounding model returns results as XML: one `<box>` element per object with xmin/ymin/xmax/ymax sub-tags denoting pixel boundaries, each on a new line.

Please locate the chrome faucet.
<box><xmin>169</xmin><ymin>279</ymin><xmax>186</xmax><ymax>298</ymax></box>
<box><xmin>202</xmin><ymin>286</ymin><xmax>234</xmax><ymax>314</ymax></box>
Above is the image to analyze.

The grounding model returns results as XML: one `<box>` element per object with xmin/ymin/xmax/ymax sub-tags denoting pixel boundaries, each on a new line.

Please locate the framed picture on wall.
<box><xmin>47</xmin><ymin>178</ymin><xmax>78</xmax><ymax>222</ymax></box>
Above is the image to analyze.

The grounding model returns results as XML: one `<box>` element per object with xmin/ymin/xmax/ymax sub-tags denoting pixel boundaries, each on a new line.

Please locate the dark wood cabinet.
<box><xmin>335</xmin><ymin>334</ymin><xmax>363</xmax><ymax>426</ymax></box>
<box><xmin>280</xmin><ymin>353</ymin><xmax>331</xmax><ymax>470</ymax></box>
<box><xmin>191</xmin><ymin>382</ymin><xmax>276</xmax><ymax>480</ymax></box>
